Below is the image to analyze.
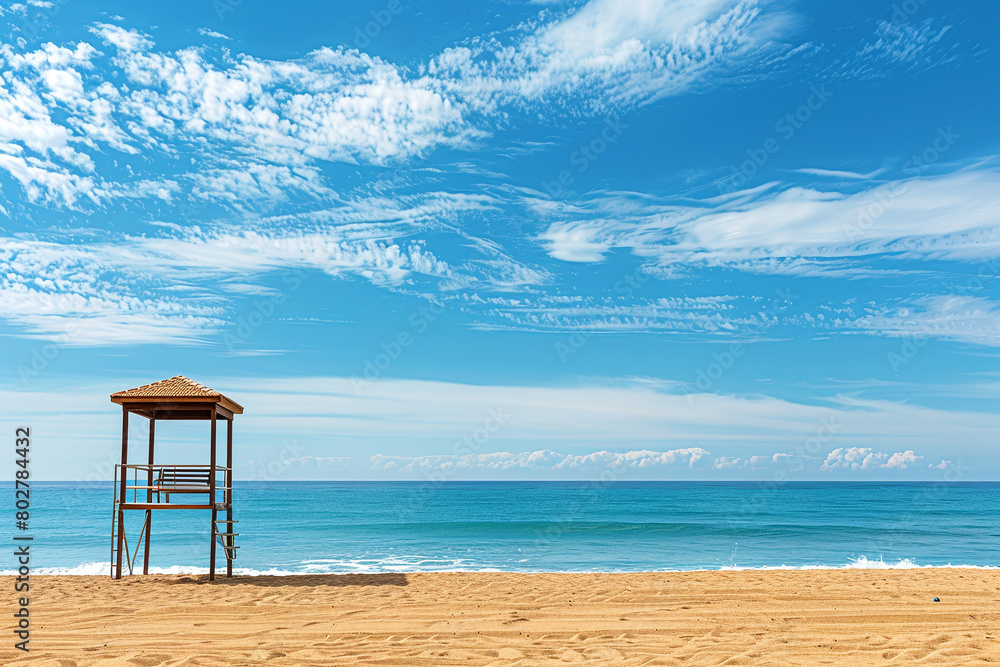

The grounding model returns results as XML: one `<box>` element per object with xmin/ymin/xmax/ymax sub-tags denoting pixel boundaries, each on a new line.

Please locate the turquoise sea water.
<box><xmin>5</xmin><ymin>482</ymin><xmax>999</xmax><ymax>575</ymax></box>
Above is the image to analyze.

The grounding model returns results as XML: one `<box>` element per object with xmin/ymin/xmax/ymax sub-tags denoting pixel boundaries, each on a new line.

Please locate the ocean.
<box><xmin>7</xmin><ymin>481</ymin><xmax>999</xmax><ymax>575</ymax></box>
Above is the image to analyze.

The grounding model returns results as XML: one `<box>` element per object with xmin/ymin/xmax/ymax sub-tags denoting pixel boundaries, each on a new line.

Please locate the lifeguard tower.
<box><xmin>109</xmin><ymin>375</ymin><xmax>244</xmax><ymax>580</ymax></box>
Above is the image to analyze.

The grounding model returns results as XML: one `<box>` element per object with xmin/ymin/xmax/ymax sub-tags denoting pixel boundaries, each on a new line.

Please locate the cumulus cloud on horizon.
<box><xmin>371</xmin><ymin>446</ymin><xmax>929</xmax><ymax>477</ymax></box>
<box><xmin>820</xmin><ymin>447</ymin><xmax>924</xmax><ymax>472</ymax></box>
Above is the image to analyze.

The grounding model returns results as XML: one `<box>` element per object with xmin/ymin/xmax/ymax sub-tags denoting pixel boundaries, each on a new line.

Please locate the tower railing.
<box><xmin>113</xmin><ymin>464</ymin><xmax>231</xmax><ymax>504</ymax></box>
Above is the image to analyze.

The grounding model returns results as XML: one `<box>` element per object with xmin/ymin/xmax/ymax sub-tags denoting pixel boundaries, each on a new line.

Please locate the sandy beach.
<box><xmin>3</xmin><ymin>569</ymin><xmax>997</xmax><ymax>665</ymax></box>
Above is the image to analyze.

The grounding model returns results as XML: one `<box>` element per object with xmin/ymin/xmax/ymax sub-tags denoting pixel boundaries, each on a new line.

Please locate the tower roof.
<box><xmin>111</xmin><ymin>375</ymin><xmax>244</xmax><ymax>415</ymax></box>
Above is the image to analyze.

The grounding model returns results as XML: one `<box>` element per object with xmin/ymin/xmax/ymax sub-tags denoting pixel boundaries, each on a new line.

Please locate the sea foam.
<box><xmin>6</xmin><ymin>556</ymin><xmax>997</xmax><ymax>576</ymax></box>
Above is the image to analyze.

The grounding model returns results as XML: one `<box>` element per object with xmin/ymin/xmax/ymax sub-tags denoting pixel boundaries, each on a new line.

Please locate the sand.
<box><xmin>3</xmin><ymin>569</ymin><xmax>998</xmax><ymax>665</ymax></box>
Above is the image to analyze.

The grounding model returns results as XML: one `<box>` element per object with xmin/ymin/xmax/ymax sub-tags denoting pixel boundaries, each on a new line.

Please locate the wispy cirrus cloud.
<box><xmin>431</xmin><ymin>0</ymin><xmax>794</xmax><ymax>114</ymax></box>
<box><xmin>0</xmin><ymin>237</ymin><xmax>225</xmax><ymax>345</ymax></box>
<box><xmin>536</xmin><ymin>166</ymin><xmax>1000</xmax><ymax>270</ymax></box>
<box><xmin>857</xmin><ymin>19</ymin><xmax>954</xmax><ymax>69</ymax></box>
<box><xmin>823</xmin><ymin>295</ymin><xmax>1000</xmax><ymax>348</ymax></box>
<box><xmin>134</xmin><ymin>231</ymin><xmax>453</xmax><ymax>286</ymax></box>
<box><xmin>0</xmin><ymin>229</ymin><xmax>451</xmax><ymax>345</ymax></box>
<box><xmin>463</xmin><ymin>293</ymin><xmax>750</xmax><ymax>334</ymax></box>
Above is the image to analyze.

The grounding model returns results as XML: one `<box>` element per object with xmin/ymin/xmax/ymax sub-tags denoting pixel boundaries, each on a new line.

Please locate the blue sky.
<box><xmin>1</xmin><ymin>0</ymin><xmax>998</xmax><ymax>480</ymax></box>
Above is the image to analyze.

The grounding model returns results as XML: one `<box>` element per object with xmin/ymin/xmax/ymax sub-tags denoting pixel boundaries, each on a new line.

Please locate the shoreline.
<box><xmin>11</xmin><ymin>560</ymin><xmax>1000</xmax><ymax>577</ymax></box>
<box><xmin>5</xmin><ymin>568</ymin><xmax>998</xmax><ymax>665</ymax></box>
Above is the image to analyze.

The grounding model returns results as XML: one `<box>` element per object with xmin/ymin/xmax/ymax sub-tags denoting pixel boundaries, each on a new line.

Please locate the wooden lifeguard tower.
<box><xmin>109</xmin><ymin>375</ymin><xmax>244</xmax><ymax>581</ymax></box>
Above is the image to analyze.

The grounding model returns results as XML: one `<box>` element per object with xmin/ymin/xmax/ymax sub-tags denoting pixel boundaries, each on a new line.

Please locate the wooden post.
<box><xmin>143</xmin><ymin>413</ymin><xmax>155</xmax><ymax>575</ymax></box>
<box><xmin>226</xmin><ymin>417</ymin><xmax>233</xmax><ymax>577</ymax></box>
<box><xmin>209</xmin><ymin>406</ymin><xmax>217</xmax><ymax>581</ymax></box>
<box><xmin>115</xmin><ymin>407</ymin><xmax>129</xmax><ymax>580</ymax></box>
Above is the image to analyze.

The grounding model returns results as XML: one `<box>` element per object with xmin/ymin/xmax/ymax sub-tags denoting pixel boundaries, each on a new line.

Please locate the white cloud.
<box><xmin>0</xmin><ymin>42</ymin><xmax>136</xmax><ymax>204</ymax></box>
<box><xmin>108</xmin><ymin>45</ymin><xmax>477</xmax><ymax>166</ymax></box>
<box><xmin>0</xmin><ymin>3</ymin><xmax>801</xmax><ymax>210</ymax></box>
<box><xmin>0</xmin><ymin>34</ymin><xmax>482</xmax><ymax>212</ymax></box>
<box><xmin>858</xmin><ymin>19</ymin><xmax>952</xmax><ymax>67</ymax></box>
<box><xmin>280</xmin><ymin>456</ymin><xmax>350</xmax><ymax>468</ymax></box>
<box><xmin>795</xmin><ymin>167</ymin><xmax>882</xmax><ymax>180</ymax></box>
<box><xmin>771</xmin><ymin>452</ymin><xmax>815</xmax><ymax>468</ymax></box>
<box><xmin>838</xmin><ymin>295</ymin><xmax>1000</xmax><ymax>348</ymax></box>
<box><xmin>713</xmin><ymin>452</ymin><xmax>816</xmax><ymax>471</ymax></box>
<box><xmin>820</xmin><ymin>447</ymin><xmax>923</xmax><ymax>471</ymax></box>
<box><xmin>430</xmin><ymin>0</ymin><xmax>791</xmax><ymax>113</ymax></box>
<box><xmin>714</xmin><ymin>455</ymin><xmax>741</xmax><ymax>469</ymax></box>
<box><xmin>536</xmin><ymin>167</ymin><xmax>1000</xmax><ymax>271</ymax></box>
<box><xmin>539</xmin><ymin>226</ymin><xmax>612</xmax><ymax>263</ymax></box>
<box><xmin>371</xmin><ymin>450</ymin><xmax>565</xmax><ymax>473</ymax></box>
<box><xmin>0</xmin><ymin>152</ymin><xmax>98</xmax><ymax>206</ymax></box>
<box><xmin>0</xmin><ymin>75</ymin><xmax>80</xmax><ymax>156</ymax></box>
<box><xmin>189</xmin><ymin>162</ymin><xmax>330</xmax><ymax>204</ymax></box>
<box><xmin>371</xmin><ymin>447</ymin><xmax>710</xmax><ymax>474</ymax></box>
<box><xmin>88</xmin><ymin>23</ymin><xmax>154</xmax><ymax>51</ymax></box>
<box><xmin>555</xmin><ymin>448</ymin><xmax>711</xmax><ymax>469</ymax></box>
<box><xmin>463</xmin><ymin>268</ymin><xmax>1000</xmax><ymax>344</ymax></box>
<box><xmin>467</xmin><ymin>293</ymin><xmax>744</xmax><ymax>334</ymax></box>
<box><xmin>135</xmin><ymin>230</ymin><xmax>453</xmax><ymax>286</ymax></box>
<box><xmin>884</xmin><ymin>450</ymin><xmax>923</xmax><ymax>469</ymax></box>
<box><xmin>197</xmin><ymin>28</ymin><xmax>232</xmax><ymax>41</ymax></box>
<box><xmin>820</xmin><ymin>448</ymin><xmax>886</xmax><ymax>470</ymax></box>
<box><xmin>0</xmin><ymin>203</ymin><xmax>552</xmax><ymax>345</ymax></box>
<box><xmin>0</xmin><ymin>238</ymin><xmax>224</xmax><ymax>345</ymax></box>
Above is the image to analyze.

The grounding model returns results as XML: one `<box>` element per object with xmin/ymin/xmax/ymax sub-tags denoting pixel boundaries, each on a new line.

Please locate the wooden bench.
<box><xmin>154</xmin><ymin>467</ymin><xmax>214</xmax><ymax>503</ymax></box>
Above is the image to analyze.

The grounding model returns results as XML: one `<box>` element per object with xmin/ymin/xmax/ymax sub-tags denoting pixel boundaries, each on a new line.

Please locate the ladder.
<box><xmin>213</xmin><ymin>519</ymin><xmax>240</xmax><ymax>563</ymax></box>
<box><xmin>110</xmin><ymin>464</ymin><xmax>133</xmax><ymax>578</ymax></box>
<box><xmin>109</xmin><ymin>499</ymin><xmax>122</xmax><ymax>577</ymax></box>
<box><xmin>109</xmin><ymin>500</ymin><xmax>147</xmax><ymax>578</ymax></box>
